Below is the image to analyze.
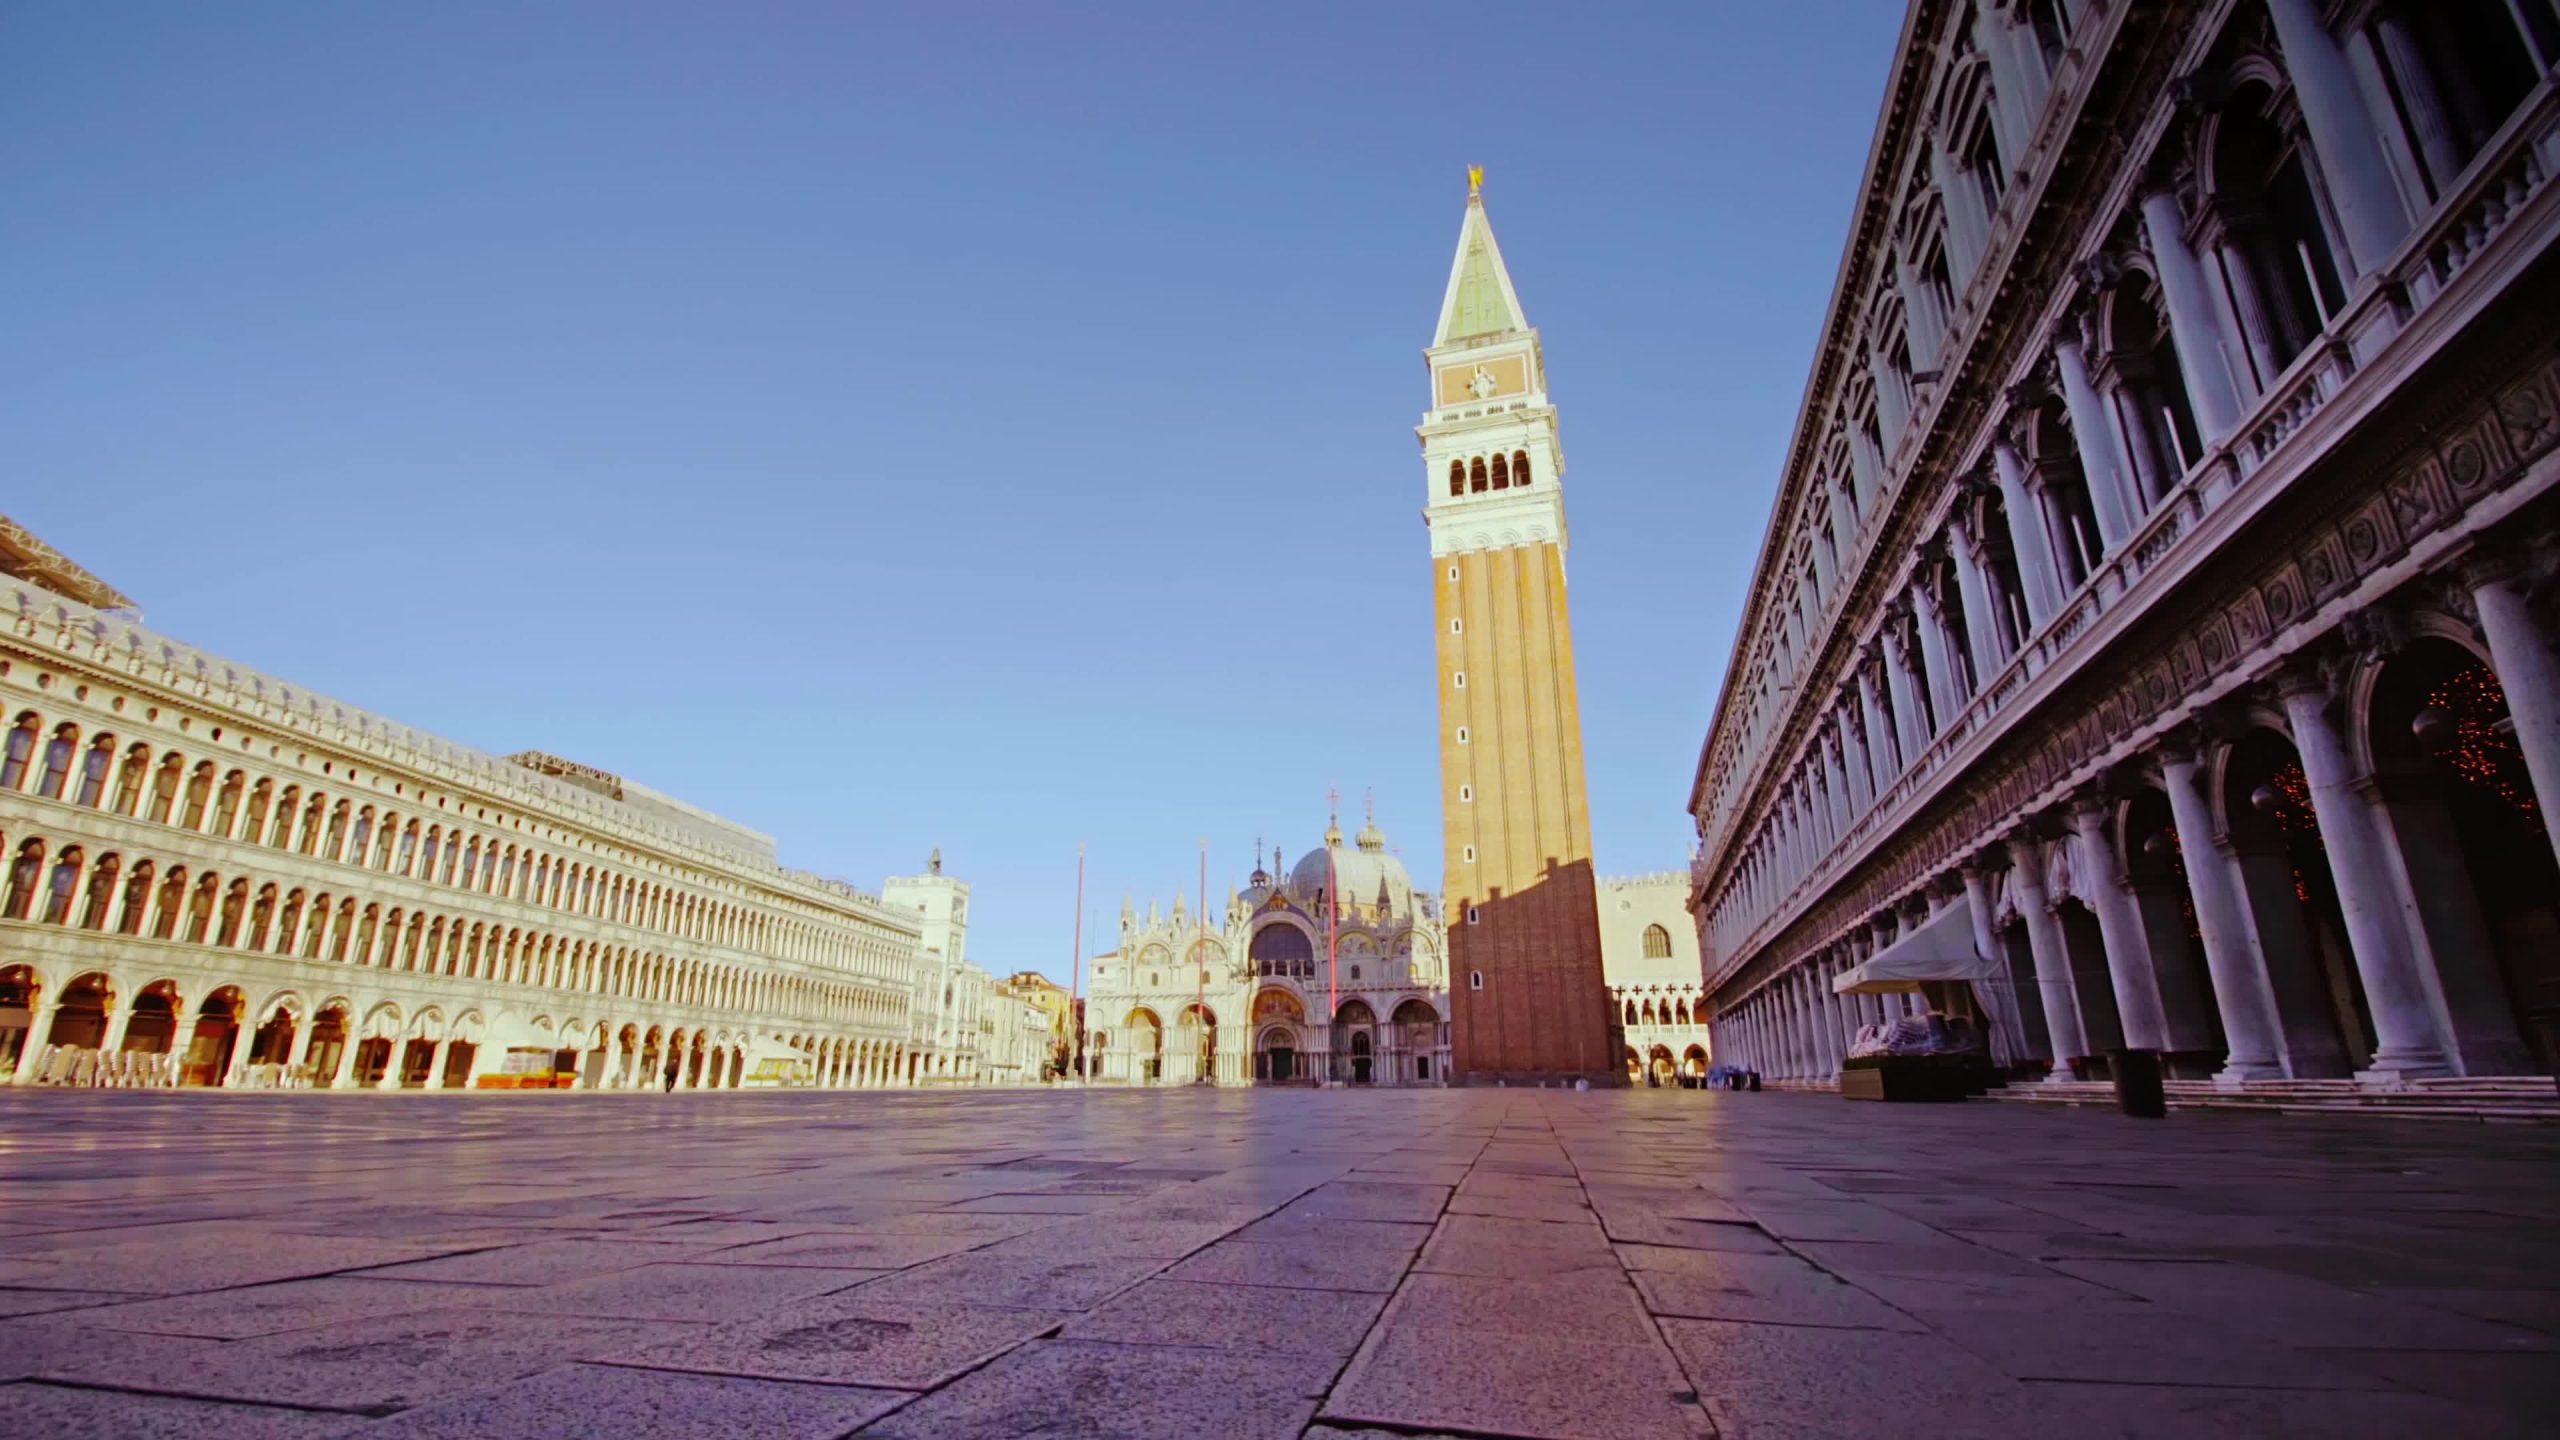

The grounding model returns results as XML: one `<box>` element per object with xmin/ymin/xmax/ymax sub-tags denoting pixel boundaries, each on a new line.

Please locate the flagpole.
<box><xmin>1196</xmin><ymin>838</ymin><xmax>1210</xmax><ymax>1085</ymax></box>
<box><xmin>1069</xmin><ymin>842</ymin><xmax>1086</xmax><ymax>1083</ymax></box>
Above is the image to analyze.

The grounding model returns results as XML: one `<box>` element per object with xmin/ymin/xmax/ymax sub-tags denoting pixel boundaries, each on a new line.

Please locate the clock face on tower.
<box><xmin>1469</xmin><ymin>366</ymin><xmax>1498</xmax><ymax>399</ymax></box>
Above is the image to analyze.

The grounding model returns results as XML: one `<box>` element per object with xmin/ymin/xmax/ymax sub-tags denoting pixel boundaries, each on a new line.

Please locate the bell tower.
<box><xmin>1420</xmin><ymin>169</ymin><xmax>1615</xmax><ymax>1085</ymax></box>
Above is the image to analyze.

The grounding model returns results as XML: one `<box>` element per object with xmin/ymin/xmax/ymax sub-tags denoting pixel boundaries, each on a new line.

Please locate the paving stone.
<box><xmin>596</xmin><ymin>1294</ymin><xmax>1061</xmax><ymax>1388</ymax></box>
<box><xmin>1661</xmin><ymin>1317</ymin><xmax>2065</xmax><ymax>1439</ymax></box>
<box><xmin>8</xmin><ymin>1228</ymin><xmax>475</xmax><ymax>1296</ymax></box>
<box><xmin>1327</xmin><ymin>1314</ymin><xmax>1704</xmax><ymax>1440</ymax></box>
<box><xmin>355</xmin><ymin>1237</ymin><xmax>711</xmax><ymax>1287</ymax></box>
<box><xmin>1061</xmin><ymin>1278</ymin><xmax>1385</xmax><ymax>1355</ymax></box>
<box><xmin>484</xmin><ymin>1260</ymin><xmax>875</xmax><ymax>1322</ymax></box>
<box><xmin>358</xmin><ymin>1363</ymin><xmax>908</xmax><ymax>1439</ymax></box>
<box><xmin>2029</xmin><ymin>1378</ymin><xmax>2540</xmax><ymax>1439</ymax></box>
<box><xmin>2052</xmin><ymin>1258</ymin><xmax>2554</xmax><ymax>1351</ymax></box>
<box><xmin>692</xmin><ymin>1230</ymin><xmax>988</xmax><ymax>1270</ymax></box>
<box><xmin>1163</xmin><ymin>1239</ymin><xmax>1412</xmax><ymax>1292</ymax></box>
<box><xmin>1909</xmin><ymin>1302</ymin><xmax>2397</xmax><ymax>1388</ymax></box>
<box><xmin>843</xmin><ymin>1249</ymin><xmax>1163</xmax><ymax>1310</ymax></box>
<box><xmin>0</xmin><ymin>1287</ymin><xmax>125</xmax><ymax>1318</ymax></box>
<box><xmin>58</xmin><ymin>1276</ymin><xmax>507</xmax><ymax>1339</ymax></box>
<box><xmin>82</xmin><ymin>1309</ymin><xmax>678</xmax><ymax>1410</ymax></box>
<box><xmin>1631</xmin><ymin>1251</ymin><xmax>1926</xmax><ymax>1331</ymax></box>
<box><xmin>0</xmin><ymin>1380</ymin><xmax>364</xmax><ymax>1438</ymax></box>
<box><xmin>1741</xmin><ymin>1197</ymin><xmax>1948</xmax><ymax>1243</ymax></box>
<box><xmin>1275</xmin><ymin>1180</ymin><xmax>1451</xmax><ymax>1223</ymax></box>
<box><xmin>1598</xmin><ymin>1213</ymin><xmax>1788</xmax><ymax>1252</ymax></box>
<box><xmin>864</xmin><ymin>1339</ymin><xmax>1336</xmax><ymax>1439</ymax></box>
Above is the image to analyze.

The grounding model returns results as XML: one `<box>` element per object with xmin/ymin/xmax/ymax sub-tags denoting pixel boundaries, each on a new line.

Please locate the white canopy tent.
<box><xmin>1831</xmin><ymin>906</ymin><xmax>2028</xmax><ymax>1065</ymax></box>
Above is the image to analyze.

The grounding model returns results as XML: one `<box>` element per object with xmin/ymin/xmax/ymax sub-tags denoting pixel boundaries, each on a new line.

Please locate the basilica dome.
<box><xmin>1288</xmin><ymin>817</ymin><xmax>1416</xmax><ymax>917</ymax></box>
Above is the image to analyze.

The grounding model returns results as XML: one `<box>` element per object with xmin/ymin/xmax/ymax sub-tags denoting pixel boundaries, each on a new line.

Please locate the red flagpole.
<box><xmin>1196</xmin><ymin>838</ymin><xmax>1210</xmax><ymax>1085</ymax></box>
<box><xmin>1325</xmin><ymin>789</ymin><xmax>1339</xmax><ymax>1084</ymax></box>
<box><xmin>1068</xmin><ymin>842</ymin><xmax>1085</xmax><ymax>1081</ymax></box>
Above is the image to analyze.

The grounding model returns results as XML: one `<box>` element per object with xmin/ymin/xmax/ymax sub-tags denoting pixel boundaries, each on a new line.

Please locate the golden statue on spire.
<box><xmin>1467</xmin><ymin>164</ymin><xmax>1485</xmax><ymax>197</ymax></box>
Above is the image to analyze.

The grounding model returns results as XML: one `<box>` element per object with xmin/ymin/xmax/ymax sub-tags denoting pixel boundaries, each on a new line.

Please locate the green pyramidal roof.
<box><xmin>1433</xmin><ymin>195</ymin><xmax>1527</xmax><ymax>346</ymax></box>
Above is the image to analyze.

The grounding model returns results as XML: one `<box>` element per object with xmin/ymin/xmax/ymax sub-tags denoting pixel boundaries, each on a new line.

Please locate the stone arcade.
<box><xmin>0</xmin><ymin>514</ymin><xmax>1052</xmax><ymax>1090</ymax></box>
<box><xmin>1689</xmin><ymin>0</ymin><xmax>2560</xmax><ymax>1096</ymax></box>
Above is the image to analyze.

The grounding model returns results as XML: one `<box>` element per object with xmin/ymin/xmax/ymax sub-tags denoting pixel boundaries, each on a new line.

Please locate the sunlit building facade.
<box><xmin>0</xmin><ymin>514</ymin><xmax>945</xmax><ymax>1091</ymax></box>
<box><xmin>1689</xmin><ymin>0</ymin><xmax>2560</xmax><ymax>1092</ymax></box>
<box><xmin>1085</xmin><ymin>814</ymin><xmax>1451</xmax><ymax>1086</ymax></box>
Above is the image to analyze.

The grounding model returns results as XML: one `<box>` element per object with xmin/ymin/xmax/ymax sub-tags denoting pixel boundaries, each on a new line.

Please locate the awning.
<box><xmin>1833</xmin><ymin>906</ymin><xmax>1991</xmax><ymax>993</ymax></box>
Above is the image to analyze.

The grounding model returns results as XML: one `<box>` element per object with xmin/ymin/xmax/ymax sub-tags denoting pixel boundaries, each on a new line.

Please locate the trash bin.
<box><xmin>2110</xmin><ymin>1048</ymin><xmax>2165</xmax><ymax>1118</ymax></box>
<box><xmin>1747</xmin><ymin>1071</ymin><xmax>1762</xmax><ymax>1093</ymax></box>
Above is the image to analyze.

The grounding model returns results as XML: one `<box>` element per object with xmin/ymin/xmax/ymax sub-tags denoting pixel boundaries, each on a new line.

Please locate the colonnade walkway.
<box><xmin>0</xmin><ymin>1087</ymin><xmax>2551</xmax><ymax>1437</ymax></box>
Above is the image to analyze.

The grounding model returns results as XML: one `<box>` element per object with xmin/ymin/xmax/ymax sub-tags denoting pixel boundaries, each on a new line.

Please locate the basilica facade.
<box><xmin>0</xmin><ymin>514</ymin><xmax>1044</xmax><ymax>1091</ymax></box>
<box><xmin>1084</xmin><ymin>815</ymin><xmax>1452</xmax><ymax>1086</ymax></box>
<box><xmin>1689</xmin><ymin>0</ymin><xmax>2560</xmax><ymax>1095</ymax></box>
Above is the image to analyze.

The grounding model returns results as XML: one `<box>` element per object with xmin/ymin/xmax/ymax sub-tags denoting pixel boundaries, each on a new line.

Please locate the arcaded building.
<box><xmin>1084</xmin><ymin>814</ymin><xmax>1451</xmax><ymax>1086</ymax></box>
<box><xmin>0</xmin><ymin>514</ymin><xmax>942</xmax><ymax>1091</ymax></box>
<box><xmin>1602</xmin><ymin>871</ymin><xmax>1714</xmax><ymax>1084</ymax></box>
<box><xmin>1689</xmin><ymin>1</ymin><xmax>2560</xmax><ymax>1091</ymax></box>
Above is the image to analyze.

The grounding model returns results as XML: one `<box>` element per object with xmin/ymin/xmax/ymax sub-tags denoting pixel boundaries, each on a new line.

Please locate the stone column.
<box><xmin>1929</xmin><ymin>145</ymin><xmax>1986</xmax><ymax>280</ymax></box>
<box><xmin>2264</xmin><ymin>0</ymin><xmax>2410</xmax><ymax>277</ymax></box>
<box><xmin>2158</xmin><ymin>735</ymin><xmax>2288</xmax><ymax>1080</ymax></box>
<box><xmin>2363</xmin><ymin>768</ymin><xmax>2541</xmax><ymax>1075</ymax></box>
<box><xmin>425</xmin><ymin>1038</ymin><xmax>452</xmax><ymax>1091</ymax></box>
<box><xmin>2055</xmin><ymin>337</ymin><xmax>2138</xmax><ymax>546</ymax></box>
<box><xmin>2467</xmin><ymin>553</ymin><xmax>2560</xmax><ymax>877</ymax></box>
<box><xmin>284</xmin><ymin>1019</ymin><xmax>314</xmax><ymax>1086</ymax></box>
<box><xmin>1870</xmin><ymin>346</ymin><xmax>1910</xmax><ymax>453</ymax></box>
<box><xmin>1823</xmin><ymin>733</ymin><xmax>1855</xmax><ymax>837</ymax></box>
<box><xmin>1992</xmin><ymin>438</ymin><xmax>2062</xmax><ymax>625</ymax></box>
<box><xmin>2275</xmin><ymin>666</ymin><xmax>2454</xmax><ymax>1081</ymax></box>
<box><xmin>377</xmin><ymin>1042</ymin><xmax>404</xmax><ymax>1090</ymax></box>
<box><xmin>10</xmin><ymin>1001</ymin><xmax>56</xmax><ymax>1083</ymax></box>
<box><xmin>1857</xmin><ymin>663</ymin><xmax>1899</xmax><ymax>789</ymax></box>
<box><xmin>1951</xmin><ymin>526</ymin><xmax>2009</xmax><ymax>678</ymax></box>
<box><xmin>1913</xmin><ymin>587</ymin><xmax>1966</xmax><ymax>722</ymax></box>
<box><xmin>1843</xmin><ymin>702</ymin><xmax>1884</xmax><ymax>809</ymax></box>
<box><xmin>326</xmin><ymin>1033</ymin><xmax>357</xmax><ymax>1089</ymax></box>
<box><xmin>2139</xmin><ymin>191</ymin><xmax>2245</xmax><ymax>442</ymax></box>
<box><xmin>2004</xmin><ymin>831</ymin><xmax>2088</xmax><ymax>1071</ymax></box>
<box><xmin>2066</xmin><ymin>796</ymin><xmax>2169</xmax><ymax>1051</ymax></box>
<box><xmin>1883</xmin><ymin>620</ymin><xmax>1929</xmax><ymax>760</ymax></box>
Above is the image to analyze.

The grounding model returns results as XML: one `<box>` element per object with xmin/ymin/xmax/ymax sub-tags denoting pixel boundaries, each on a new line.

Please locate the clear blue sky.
<box><xmin>1</xmin><ymin>1</ymin><xmax>1896</xmax><ymax>983</ymax></box>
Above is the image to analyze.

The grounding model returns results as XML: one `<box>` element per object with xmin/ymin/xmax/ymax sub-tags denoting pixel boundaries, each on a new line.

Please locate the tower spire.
<box><xmin>1434</xmin><ymin>169</ymin><xmax>1529</xmax><ymax>346</ymax></box>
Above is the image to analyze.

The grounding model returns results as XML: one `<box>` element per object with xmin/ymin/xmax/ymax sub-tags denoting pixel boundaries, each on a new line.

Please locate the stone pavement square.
<box><xmin>0</xmin><ymin>1087</ymin><xmax>2552</xmax><ymax>1437</ymax></box>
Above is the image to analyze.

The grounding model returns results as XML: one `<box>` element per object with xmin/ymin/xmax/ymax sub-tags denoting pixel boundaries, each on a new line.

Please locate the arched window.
<box><xmin>1490</xmin><ymin>452</ymin><xmax>1510</xmax><ymax>490</ymax></box>
<box><xmin>35</xmin><ymin>723</ymin><xmax>78</xmax><ymax>799</ymax></box>
<box><xmin>419</xmin><ymin>827</ymin><xmax>440</xmax><ymax>880</ymax></box>
<box><xmin>1623</xmin><ymin>999</ymin><xmax>1638</xmax><ymax>1025</ymax></box>
<box><xmin>1448</xmin><ymin>459</ymin><xmax>1466</xmax><ymax>497</ymax></box>
<box><xmin>211</xmin><ymin>771</ymin><xmax>245</xmax><ymax>839</ymax></box>
<box><xmin>2204</xmin><ymin>83</ymin><xmax>2345</xmax><ymax>384</ymax></box>
<box><xmin>0</xmin><ymin>713</ymin><xmax>38</xmax><ymax>790</ymax></box>
<box><xmin>2369</xmin><ymin>1</ymin><xmax>2547</xmax><ymax>202</ymax></box>
<box><xmin>269</xmin><ymin>785</ymin><xmax>299</xmax><ymax>847</ymax></box>
<box><xmin>1641</xmin><ymin>923</ymin><xmax>1673</xmax><ymax>959</ymax></box>
<box><xmin>176</xmin><ymin>762</ymin><xmax>215</xmax><ymax>830</ymax></box>
<box><xmin>74</xmin><ymin>734</ymin><xmax>116</xmax><ymax>808</ymax></box>
<box><xmin>300</xmin><ymin>793</ymin><xmax>327</xmax><ymax>856</ymax></box>
<box><xmin>41</xmin><ymin>846</ymin><xmax>81</xmax><ymax>924</ymax></box>
<box><xmin>118</xmin><ymin>860</ymin><xmax>153</xmax><ymax>935</ymax></box>
<box><xmin>1512</xmin><ymin>450</ymin><xmax>1531</xmax><ymax>487</ymax></box>
<box><xmin>113</xmin><ymin>743</ymin><xmax>151</xmax><ymax>816</ymax></box>
<box><xmin>6</xmin><ymin>838</ymin><xmax>47</xmax><ymax>919</ymax></box>
<box><xmin>184</xmin><ymin>872</ymin><xmax>221</xmax><ymax>944</ymax></box>
<box><xmin>1470</xmin><ymin>457</ymin><xmax>1488</xmax><ymax>493</ymax></box>
<box><xmin>80</xmin><ymin>853</ymin><xmax>120</xmax><ymax>930</ymax></box>
<box><xmin>277</xmin><ymin>890</ymin><xmax>305</xmax><ymax>954</ymax></box>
